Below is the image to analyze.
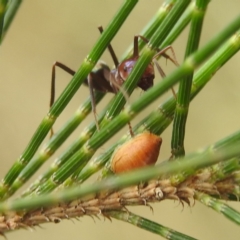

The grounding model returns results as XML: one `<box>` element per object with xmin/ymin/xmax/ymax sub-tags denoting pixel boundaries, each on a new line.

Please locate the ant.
<box><xmin>49</xmin><ymin>26</ymin><xmax>177</xmax><ymax>136</ymax></box>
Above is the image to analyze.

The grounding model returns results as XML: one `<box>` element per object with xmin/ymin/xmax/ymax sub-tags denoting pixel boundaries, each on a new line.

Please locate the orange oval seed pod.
<box><xmin>111</xmin><ymin>132</ymin><xmax>162</xmax><ymax>173</ymax></box>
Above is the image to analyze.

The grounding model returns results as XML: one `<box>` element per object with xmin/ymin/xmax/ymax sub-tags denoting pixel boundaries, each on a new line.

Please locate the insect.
<box><xmin>49</xmin><ymin>26</ymin><xmax>177</xmax><ymax>134</ymax></box>
<box><xmin>110</xmin><ymin>132</ymin><xmax>162</xmax><ymax>173</ymax></box>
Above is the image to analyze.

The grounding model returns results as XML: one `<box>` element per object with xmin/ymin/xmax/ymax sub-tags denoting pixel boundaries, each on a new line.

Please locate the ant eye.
<box><xmin>123</xmin><ymin>66</ymin><xmax>127</xmax><ymax>72</ymax></box>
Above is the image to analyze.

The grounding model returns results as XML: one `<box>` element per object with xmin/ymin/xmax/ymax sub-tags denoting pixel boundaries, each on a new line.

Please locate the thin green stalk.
<box><xmin>8</xmin><ymin>92</ymin><xmax>105</xmax><ymax>196</ymax></box>
<box><xmin>169</xmin><ymin>130</ymin><xmax>240</xmax><ymax>185</ymax></box>
<box><xmin>160</xmin><ymin>1</ymin><xmax>195</xmax><ymax>48</ymax></box>
<box><xmin>98</xmin><ymin>0</ymin><xmax>191</xmax><ymax>130</ymax></box>
<box><xmin>125</xmin><ymin>14</ymin><xmax>240</xmax><ymax>118</ymax></box>
<box><xmin>0</xmin><ymin>140</ymin><xmax>240</xmax><ymax>213</ymax></box>
<box><xmin>0</xmin><ymin>0</ymin><xmax>138</xmax><ymax>200</ymax></box>
<box><xmin>232</xmin><ymin>172</ymin><xmax>240</xmax><ymax>198</ymax></box>
<box><xmin>171</xmin><ymin>0</ymin><xmax>209</xmax><ymax>157</ymax></box>
<box><xmin>196</xmin><ymin>192</ymin><xmax>240</xmax><ymax>225</ymax></box>
<box><xmin>79</xmin><ymin>29</ymin><xmax>240</xmax><ymax>183</ymax></box>
<box><xmin>57</xmin><ymin>123</ymin><xmax>239</xmax><ymax>191</ymax></box>
<box><xmin>209</xmin><ymin>157</ymin><xmax>240</xmax><ymax>182</ymax></box>
<box><xmin>124</xmin><ymin>0</ymin><xmax>195</xmax><ymax>69</ymax></box>
<box><xmin>137</xmin><ymin>25</ymin><xmax>240</xmax><ymax>139</ymax></box>
<box><xmin>24</xmin><ymin>0</ymin><xmax>191</xmax><ymax>195</ymax></box>
<box><xmin>21</xmin><ymin>26</ymin><xmax>240</xmax><ymax>195</ymax></box>
<box><xmin>76</xmin><ymin>1</ymin><xmax>197</xmax><ymax>183</ymax></box>
<box><xmin>21</xmin><ymin>94</ymin><xmax>123</xmax><ymax>196</ymax></box>
<box><xmin>123</xmin><ymin>0</ymin><xmax>177</xmax><ymax>59</ymax></box>
<box><xmin>20</xmin><ymin>93</ymin><xmax>115</xmax><ymax>197</ymax></box>
<box><xmin>23</xmin><ymin>0</ymin><xmax>191</xmax><ymax>191</ymax></box>
<box><xmin>189</xmin><ymin>33</ymin><xmax>240</xmax><ymax>99</ymax></box>
<box><xmin>1</xmin><ymin>0</ymin><xmax>22</xmax><ymax>42</ymax></box>
<box><xmin>0</xmin><ymin>0</ymin><xmax>8</xmax><ymax>42</ymax></box>
<box><xmin>109</xmin><ymin>211</ymin><xmax>197</xmax><ymax>240</ymax></box>
<box><xmin>202</xmin><ymin>156</ymin><xmax>240</xmax><ymax>202</ymax></box>
<box><xmin>207</xmin><ymin>130</ymin><xmax>240</xmax><ymax>181</ymax></box>
<box><xmin>31</xmin><ymin>15</ymin><xmax>240</xmax><ymax>195</ymax></box>
<box><xmin>21</xmin><ymin>124</ymin><xmax>98</xmax><ymax>196</ymax></box>
<box><xmin>233</xmin><ymin>171</ymin><xmax>240</xmax><ymax>185</ymax></box>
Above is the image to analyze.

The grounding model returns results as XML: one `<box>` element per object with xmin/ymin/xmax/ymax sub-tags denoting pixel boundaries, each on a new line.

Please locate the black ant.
<box><xmin>49</xmin><ymin>26</ymin><xmax>177</xmax><ymax>136</ymax></box>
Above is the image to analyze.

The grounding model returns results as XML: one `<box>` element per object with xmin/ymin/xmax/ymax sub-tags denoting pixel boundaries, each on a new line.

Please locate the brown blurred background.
<box><xmin>0</xmin><ymin>1</ymin><xmax>240</xmax><ymax>239</ymax></box>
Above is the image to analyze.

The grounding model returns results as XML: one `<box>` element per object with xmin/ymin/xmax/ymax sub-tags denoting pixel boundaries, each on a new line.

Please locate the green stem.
<box><xmin>0</xmin><ymin>140</ymin><xmax>239</xmax><ymax>212</ymax></box>
<box><xmin>99</xmin><ymin>0</ymin><xmax>191</xmax><ymax>130</ymax></box>
<box><xmin>9</xmin><ymin>92</ymin><xmax>105</xmax><ymax>196</ymax></box>
<box><xmin>18</xmin><ymin>25</ymin><xmax>240</xmax><ymax>197</ymax></box>
<box><xmin>171</xmin><ymin>0</ymin><xmax>209</xmax><ymax>157</ymax></box>
<box><xmin>160</xmin><ymin>1</ymin><xmax>195</xmax><ymax>48</ymax></box>
<box><xmin>210</xmin><ymin>157</ymin><xmax>240</xmax><ymax>182</ymax></box>
<box><xmin>170</xmin><ymin>130</ymin><xmax>240</xmax><ymax>185</ymax></box>
<box><xmin>32</xmin><ymin>15</ymin><xmax>240</xmax><ymax>195</ymax></box>
<box><xmin>123</xmin><ymin>0</ymin><xmax>177</xmax><ymax>59</ymax></box>
<box><xmin>109</xmin><ymin>211</ymin><xmax>197</xmax><ymax>240</ymax></box>
<box><xmin>1</xmin><ymin>0</ymin><xmax>22</xmax><ymax>42</ymax></box>
<box><xmin>0</xmin><ymin>0</ymin><xmax>138</xmax><ymax>200</ymax></box>
<box><xmin>196</xmin><ymin>192</ymin><xmax>240</xmax><ymax>225</ymax></box>
<box><xmin>0</xmin><ymin>0</ymin><xmax>8</xmax><ymax>42</ymax></box>
<box><xmin>83</xmin><ymin>29</ymin><xmax>240</xmax><ymax>183</ymax></box>
<box><xmin>20</xmin><ymin>0</ymin><xmax>195</xmax><ymax>192</ymax></box>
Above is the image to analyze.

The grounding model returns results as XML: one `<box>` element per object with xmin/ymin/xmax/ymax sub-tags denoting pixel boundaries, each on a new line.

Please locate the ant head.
<box><xmin>116</xmin><ymin>57</ymin><xmax>155</xmax><ymax>91</ymax></box>
<box><xmin>117</xmin><ymin>57</ymin><xmax>137</xmax><ymax>82</ymax></box>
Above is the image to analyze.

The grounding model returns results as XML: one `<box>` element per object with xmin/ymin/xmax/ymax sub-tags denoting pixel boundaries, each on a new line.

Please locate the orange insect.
<box><xmin>111</xmin><ymin>132</ymin><xmax>162</xmax><ymax>173</ymax></box>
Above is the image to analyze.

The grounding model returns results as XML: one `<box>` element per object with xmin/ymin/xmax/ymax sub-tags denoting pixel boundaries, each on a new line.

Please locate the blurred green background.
<box><xmin>0</xmin><ymin>1</ymin><xmax>240</xmax><ymax>239</ymax></box>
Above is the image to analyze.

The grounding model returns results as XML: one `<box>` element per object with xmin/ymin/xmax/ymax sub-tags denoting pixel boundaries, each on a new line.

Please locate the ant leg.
<box><xmin>153</xmin><ymin>45</ymin><xmax>179</xmax><ymax>67</ymax></box>
<box><xmin>109</xmin><ymin>75</ymin><xmax>133</xmax><ymax>137</ymax></box>
<box><xmin>50</xmin><ymin>62</ymin><xmax>76</xmax><ymax>137</ymax></box>
<box><xmin>133</xmin><ymin>35</ymin><xmax>178</xmax><ymax>98</ymax></box>
<box><xmin>51</xmin><ymin>61</ymin><xmax>105</xmax><ymax>135</ymax></box>
<box><xmin>50</xmin><ymin>62</ymin><xmax>76</xmax><ymax>107</ymax></box>
<box><xmin>152</xmin><ymin>46</ymin><xmax>178</xmax><ymax>98</ymax></box>
<box><xmin>127</xmin><ymin>122</ymin><xmax>134</xmax><ymax>137</ymax></box>
<box><xmin>98</xmin><ymin>26</ymin><xmax>133</xmax><ymax>136</ymax></box>
<box><xmin>85</xmin><ymin>66</ymin><xmax>128</xmax><ymax>132</ymax></box>
<box><xmin>133</xmin><ymin>35</ymin><xmax>179</xmax><ymax>66</ymax></box>
<box><xmin>98</xmin><ymin>26</ymin><xmax>127</xmax><ymax>97</ymax></box>
<box><xmin>97</xmin><ymin>26</ymin><xmax>126</xmax><ymax>96</ymax></box>
<box><xmin>153</xmin><ymin>59</ymin><xmax>177</xmax><ymax>98</ymax></box>
<box><xmin>132</xmin><ymin>35</ymin><xmax>152</xmax><ymax>57</ymax></box>
<box><xmin>87</xmin><ymin>73</ymin><xmax>100</xmax><ymax>131</ymax></box>
<box><xmin>98</xmin><ymin>26</ymin><xmax>119</xmax><ymax>68</ymax></box>
<box><xmin>51</xmin><ymin>61</ymin><xmax>116</xmax><ymax>134</ymax></box>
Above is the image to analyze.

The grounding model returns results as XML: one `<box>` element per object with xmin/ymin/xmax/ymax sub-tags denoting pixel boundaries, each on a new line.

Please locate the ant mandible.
<box><xmin>49</xmin><ymin>26</ymin><xmax>177</xmax><ymax>135</ymax></box>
